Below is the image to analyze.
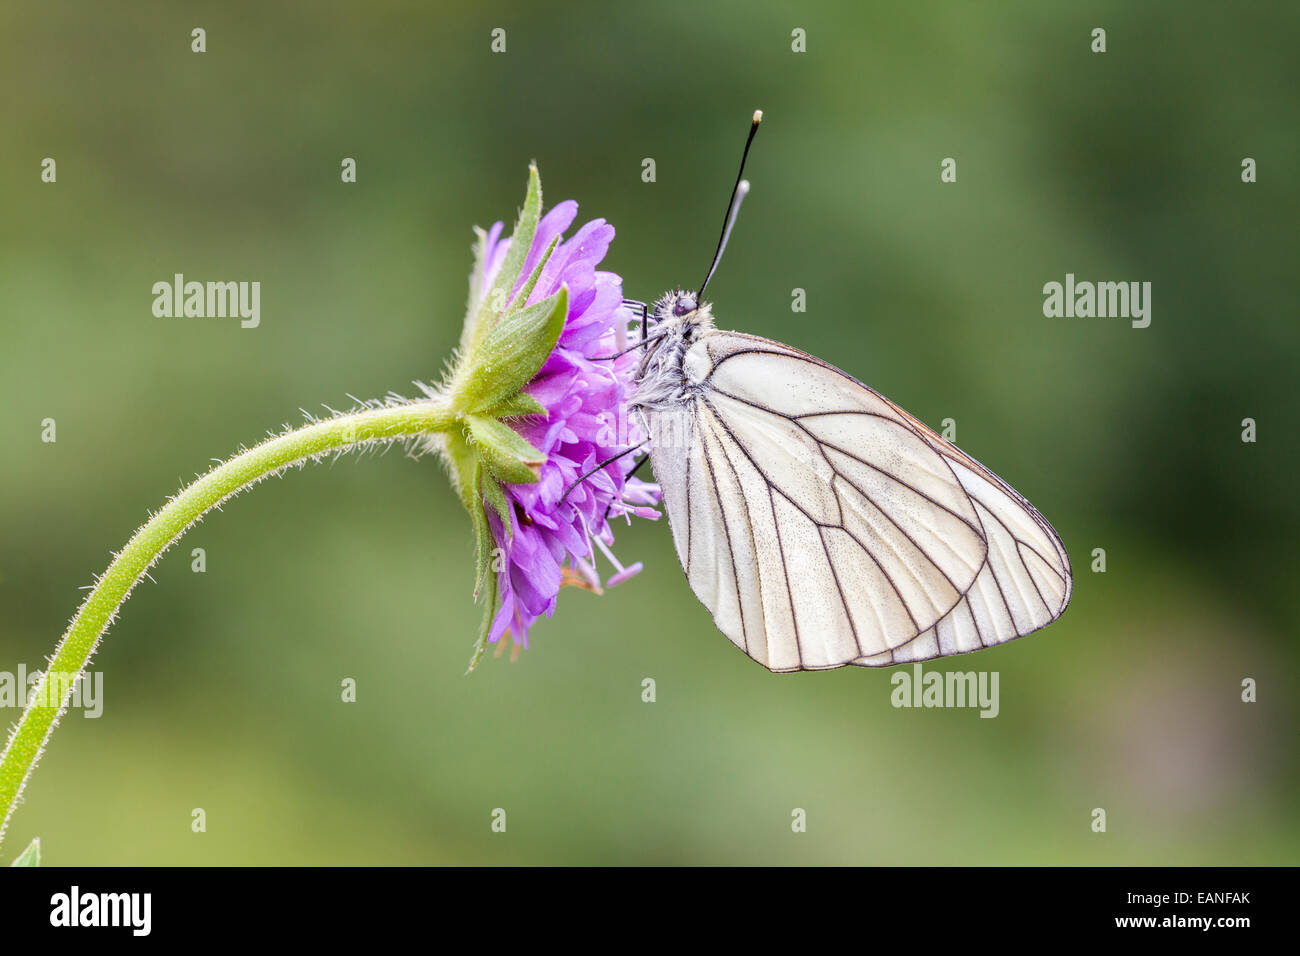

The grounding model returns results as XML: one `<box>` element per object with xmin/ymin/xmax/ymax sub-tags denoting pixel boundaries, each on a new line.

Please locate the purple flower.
<box><xmin>476</xmin><ymin>200</ymin><xmax>660</xmax><ymax>651</ymax></box>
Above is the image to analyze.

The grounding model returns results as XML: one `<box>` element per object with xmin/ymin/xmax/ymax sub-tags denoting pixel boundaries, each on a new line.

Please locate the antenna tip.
<box><xmin>738</xmin><ymin>179</ymin><xmax>751</xmax><ymax>195</ymax></box>
<box><xmin>752</xmin><ymin>109</ymin><xmax>763</xmax><ymax>125</ymax></box>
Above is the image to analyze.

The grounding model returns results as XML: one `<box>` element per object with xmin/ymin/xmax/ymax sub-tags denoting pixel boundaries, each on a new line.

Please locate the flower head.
<box><xmin>439</xmin><ymin>167</ymin><xmax>659</xmax><ymax>666</ymax></box>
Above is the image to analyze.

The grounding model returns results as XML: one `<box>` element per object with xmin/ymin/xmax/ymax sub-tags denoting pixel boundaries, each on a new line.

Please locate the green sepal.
<box><xmin>453</xmin><ymin>286</ymin><xmax>567</xmax><ymax>414</ymax></box>
<box><xmin>462</xmin><ymin>226</ymin><xmax>491</xmax><ymax>351</ymax></box>
<box><xmin>480</xmin><ymin>471</ymin><xmax>511</xmax><ymax>533</ymax></box>
<box><xmin>466</xmin><ymin>569</ymin><xmax>498</xmax><ymax>674</ymax></box>
<box><xmin>466</xmin><ymin>414</ymin><xmax>545</xmax><ymax>485</ymax></box>
<box><xmin>9</xmin><ymin>837</ymin><xmax>40</xmax><ymax>867</ymax></box>
<box><xmin>469</xmin><ymin>461</ymin><xmax>495</xmax><ymax>593</ymax></box>
<box><xmin>481</xmin><ymin>391</ymin><xmax>547</xmax><ymax>420</ymax></box>
<box><xmin>469</xmin><ymin>466</ymin><xmax>505</xmax><ymax>670</ymax></box>
<box><xmin>512</xmin><ymin>234</ymin><xmax>560</xmax><ymax>313</ymax></box>
<box><xmin>443</xmin><ymin>430</ymin><xmax>480</xmax><ymax>515</ymax></box>
<box><xmin>471</xmin><ymin>164</ymin><xmax>542</xmax><ymax>349</ymax></box>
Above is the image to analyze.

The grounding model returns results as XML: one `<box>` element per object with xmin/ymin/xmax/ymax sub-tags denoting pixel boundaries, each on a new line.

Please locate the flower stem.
<box><xmin>0</xmin><ymin>398</ymin><xmax>458</xmax><ymax>846</ymax></box>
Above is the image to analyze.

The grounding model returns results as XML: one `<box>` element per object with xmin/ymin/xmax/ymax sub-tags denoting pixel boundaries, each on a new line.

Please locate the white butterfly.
<box><xmin>621</xmin><ymin>112</ymin><xmax>1072</xmax><ymax>672</ymax></box>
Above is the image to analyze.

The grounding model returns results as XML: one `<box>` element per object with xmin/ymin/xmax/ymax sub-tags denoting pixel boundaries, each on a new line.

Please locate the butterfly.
<box><xmin>598</xmin><ymin>111</ymin><xmax>1071</xmax><ymax>673</ymax></box>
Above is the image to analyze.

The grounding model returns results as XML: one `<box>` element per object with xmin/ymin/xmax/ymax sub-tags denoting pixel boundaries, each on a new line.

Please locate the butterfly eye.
<box><xmin>673</xmin><ymin>296</ymin><xmax>698</xmax><ymax>317</ymax></box>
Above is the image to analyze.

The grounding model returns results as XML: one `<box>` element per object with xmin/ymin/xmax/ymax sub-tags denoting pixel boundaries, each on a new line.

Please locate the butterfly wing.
<box><xmin>848</xmin><ymin>389</ymin><xmax>1073</xmax><ymax>667</ymax></box>
<box><xmin>645</xmin><ymin>330</ymin><xmax>1071</xmax><ymax>672</ymax></box>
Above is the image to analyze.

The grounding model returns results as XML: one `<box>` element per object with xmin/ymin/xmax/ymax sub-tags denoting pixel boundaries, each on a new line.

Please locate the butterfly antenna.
<box><xmin>697</xmin><ymin>109</ymin><xmax>762</xmax><ymax>300</ymax></box>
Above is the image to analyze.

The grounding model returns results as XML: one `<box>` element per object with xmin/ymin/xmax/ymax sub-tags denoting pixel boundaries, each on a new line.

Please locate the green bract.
<box><xmin>452</xmin><ymin>287</ymin><xmax>568</xmax><ymax>414</ymax></box>
<box><xmin>440</xmin><ymin>166</ymin><xmax>573</xmax><ymax>667</ymax></box>
<box><xmin>446</xmin><ymin>165</ymin><xmax>565</xmax><ymax>500</ymax></box>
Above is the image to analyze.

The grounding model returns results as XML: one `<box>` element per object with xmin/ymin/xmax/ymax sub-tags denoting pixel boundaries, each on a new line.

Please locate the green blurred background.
<box><xmin>1</xmin><ymin>1</ymin><xmax>1296</xmax><ymax>864</ymax></box>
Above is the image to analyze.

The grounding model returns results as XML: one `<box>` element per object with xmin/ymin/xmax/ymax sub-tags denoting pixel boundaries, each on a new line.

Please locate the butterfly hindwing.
<box><xmin>647</xmin><ymin>330</ymin><xmax>1071</xmax><ymax>672</ymax></box>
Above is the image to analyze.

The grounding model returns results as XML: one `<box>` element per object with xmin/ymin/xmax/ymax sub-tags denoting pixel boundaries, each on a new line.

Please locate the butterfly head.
<box><xmin>652</xmin><ymin>289</ymin><xmax>714</xmax><ymax>332</ymax></box>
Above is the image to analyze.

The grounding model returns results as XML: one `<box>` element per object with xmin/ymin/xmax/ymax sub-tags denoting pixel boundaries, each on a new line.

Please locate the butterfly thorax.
<box><xmin>632</xmin><ymin>289</ymin><xmax>716</xmax><ymax>411</ymax></box>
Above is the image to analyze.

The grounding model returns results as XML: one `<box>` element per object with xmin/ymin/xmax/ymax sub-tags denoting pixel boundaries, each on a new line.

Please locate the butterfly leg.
<box><xmin>621</xmin><ymin>298</ymin><xmax>649</xmax><ymax>343</ymax></box>
<box><xmin>559</xmin><ymin>441</ymin><xmax>647</xmax><ymax>504</ymax></box>
<box><xmin>600</xmin><ymin>452</ymin><xmax>651</xmax><ymax>522</ymax></box>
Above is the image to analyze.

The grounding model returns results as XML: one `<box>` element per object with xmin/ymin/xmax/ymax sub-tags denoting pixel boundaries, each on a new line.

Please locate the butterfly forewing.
<box><xmin>646</xmin><ymin>329</ymin><xmax>1072</xmax><ymax>672</ymax></box>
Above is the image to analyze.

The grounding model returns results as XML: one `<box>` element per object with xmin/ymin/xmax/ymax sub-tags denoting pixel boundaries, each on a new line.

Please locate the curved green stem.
<box><xmin>0</xmin><ymin>398</ymin><xmax>459</xmax><ymax>845</ymax></box>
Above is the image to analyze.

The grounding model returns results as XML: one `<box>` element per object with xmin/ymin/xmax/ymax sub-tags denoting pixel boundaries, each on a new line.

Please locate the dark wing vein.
<box><xmin>765</xmin><ymin>487</ymin><xmax>802</xmax><ymax>669</ymax></box>
<box><xmin>701</xmin><ymin>397</ymin><xmax>926</xmax><ymax>640</ymax></box>
<box><xmin>707</xmin><ymin>386</ymin><xmax>985</xmax><ymax>573</ymax></box>
<box><xmin>817</xmin><ymin>526</ymin><xmax>864</xmax><ymax>658</ymax></box>
<box><xmin>709</xmin><ymin>413</ymin><xmax>769</xmax><ymax>648</ymax></box>
<box><xmin>691</xmin><ymin>335</ymin><xmax>1071</xmax><ymax>668</ymax></box>
<box><xmin>702</xmin><ymin>395</ymin><xmax>975</xmax><ymax>629</ymax></box>
<box><xmin>697</xmin><ymin>415</ymin><xmax>748</xmax><ymax>653</ymax></box>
